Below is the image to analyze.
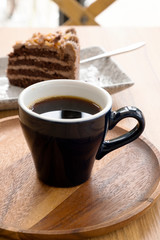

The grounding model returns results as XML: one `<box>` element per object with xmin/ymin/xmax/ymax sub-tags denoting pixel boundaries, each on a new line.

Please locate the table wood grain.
<box><xmin>0</xmin><ymin>26</ymin><xmax>160</xmax><ymax>240</ymax></box>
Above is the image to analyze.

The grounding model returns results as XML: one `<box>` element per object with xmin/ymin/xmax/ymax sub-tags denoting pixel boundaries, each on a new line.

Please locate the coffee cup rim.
<box><xmin>18</xmin><ymin>80</ymin><xmax>112</xmax><ymax>123</ymax></box>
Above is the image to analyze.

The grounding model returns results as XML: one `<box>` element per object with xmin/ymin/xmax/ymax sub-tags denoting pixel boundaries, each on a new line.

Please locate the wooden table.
<box><xmin>0</xmin><ymin>26</ymin><xmax>160</xmax><ymax>240</ymax></box>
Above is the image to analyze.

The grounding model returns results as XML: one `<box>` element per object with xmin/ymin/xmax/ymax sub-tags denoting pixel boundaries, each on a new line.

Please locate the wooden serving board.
<box><xmin>0</xmin><ymin>116</ymin><xmax>160</xmax><ymax>240</ymax></box>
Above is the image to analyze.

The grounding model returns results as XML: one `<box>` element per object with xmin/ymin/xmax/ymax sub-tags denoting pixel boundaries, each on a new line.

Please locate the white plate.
<box><xmin>0</xmin><ymin>46</ymin><xmax>134</xmax><ymax>110</ymax></box>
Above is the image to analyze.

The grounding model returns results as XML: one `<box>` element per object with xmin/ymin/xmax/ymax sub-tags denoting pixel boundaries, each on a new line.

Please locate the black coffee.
<box><xmin>30</xmin><ymin>96</ymin><xmax>101</xmax><ymax>119</ymax></box>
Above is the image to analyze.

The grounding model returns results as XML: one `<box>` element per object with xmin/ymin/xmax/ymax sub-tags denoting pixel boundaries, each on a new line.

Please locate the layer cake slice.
<box><xmin>7</xmin><ymin>28</ymin><xmax>80</xmax><ymax>88</ymax></box>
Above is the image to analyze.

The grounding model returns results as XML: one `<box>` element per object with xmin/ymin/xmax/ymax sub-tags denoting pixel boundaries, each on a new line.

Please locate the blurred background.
<box><xmin>0</xmin><ymin>0</ymin><xmax>160</xmax><ymax>27</ymax></box>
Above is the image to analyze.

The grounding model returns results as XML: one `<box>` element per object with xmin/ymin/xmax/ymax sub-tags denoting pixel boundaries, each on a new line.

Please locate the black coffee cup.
<box><xmin>18</xmin><ymin>80</ymin><xmax>145</xmax><ymax>187</ymax></box>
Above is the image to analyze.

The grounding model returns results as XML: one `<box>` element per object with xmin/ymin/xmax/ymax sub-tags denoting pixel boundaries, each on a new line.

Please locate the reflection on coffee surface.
<box><xmin>30</xmin><ymin>96</ymin><xmax>102</xmax><ymax>119</ymax></box>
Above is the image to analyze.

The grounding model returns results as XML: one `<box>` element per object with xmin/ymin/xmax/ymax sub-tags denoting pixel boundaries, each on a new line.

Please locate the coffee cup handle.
<box><xmin>96</xmin><ymin>106</ymin><xmax>145</xmax><ymax>160</ymax></box>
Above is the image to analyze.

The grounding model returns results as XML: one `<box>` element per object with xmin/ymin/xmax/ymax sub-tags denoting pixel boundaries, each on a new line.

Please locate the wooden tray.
<box><xmin>0</xmin><ymin>116</ymin><xmax>160</xmax><ymax>240</ymax></box>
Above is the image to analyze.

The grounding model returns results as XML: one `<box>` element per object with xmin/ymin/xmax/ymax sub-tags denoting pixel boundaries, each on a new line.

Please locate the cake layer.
<box><xmin>9</xmin><ymin>75</ymin><xmax>67</xmax><ymax>88</ymax></box>
<box><xmin>8</xmin><ymin>55</ymin><xmax>72</xmax><ymax>66</ymax></box>
<box><xmin>8</xmin><ymin>59</ymin><xmax>73</xmax><ymax>71</ymax></box>
<box><xmin>9</xmin><ymin>47</ymin><xmax>72</xmax><ymax>61</ymax></box>
<box><xmin>7</xmin><ymin>67</ymin><xmax>75</xmax><ymax>79</ymax></box>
